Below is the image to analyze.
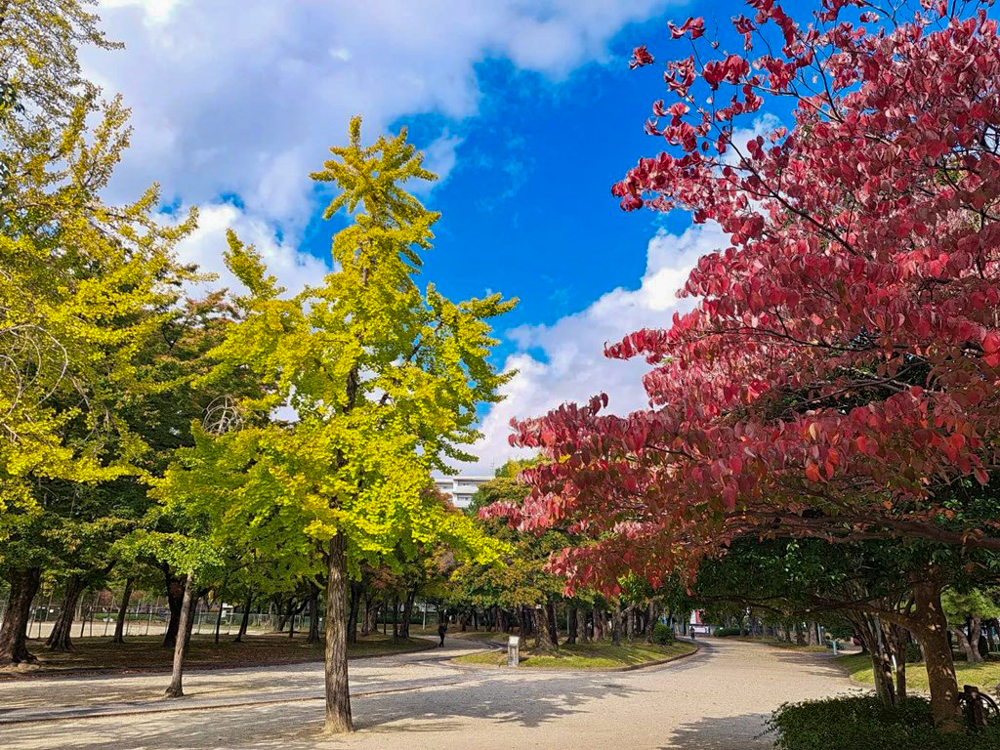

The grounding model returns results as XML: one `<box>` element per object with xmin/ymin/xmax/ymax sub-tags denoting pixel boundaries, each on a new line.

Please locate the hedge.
<box><xmin>767</xmin><ymin>695</ymin><xmax>999</xmax><ymax>750</ymax></box>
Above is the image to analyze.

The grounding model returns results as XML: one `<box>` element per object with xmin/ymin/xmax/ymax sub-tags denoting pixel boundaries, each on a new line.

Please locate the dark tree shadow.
<box><xmin>0</xmin><ymin>673</ymin><xmax>645</xmax><ymax>750</ymax></box>
<box><xmin>658</xmin><ymin>712</ymin><xmax>775</xmax><ymax>749</ymax></box>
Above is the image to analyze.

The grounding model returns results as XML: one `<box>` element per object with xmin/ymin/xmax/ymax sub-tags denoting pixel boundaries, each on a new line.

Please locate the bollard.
<box><xmin>964</xmin><ymin>685</ymin><xmax>986</xmax><ymax>729</ymax></box>
<box><xmin>508</xmin><ymin>635</ymin><xmax>520</xmax><ymax>667</ymax></box>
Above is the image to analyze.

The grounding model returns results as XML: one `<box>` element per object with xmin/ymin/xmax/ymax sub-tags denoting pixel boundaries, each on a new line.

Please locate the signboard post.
<box><xmin>507</xmin><ymin>635</ymin><xmax>520</xmax><ymax>667</ymax></box>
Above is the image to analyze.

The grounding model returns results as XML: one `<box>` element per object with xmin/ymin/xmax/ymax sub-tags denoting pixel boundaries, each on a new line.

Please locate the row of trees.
<box><xmin>0</xmin><ymin>0</ymin><xmax>513</xmax><ymax>734</ymax></box>
<box><xmin>500</xmin><ymin>0</ymin><xmax>1000</xmax><ymax>733</ymax></box>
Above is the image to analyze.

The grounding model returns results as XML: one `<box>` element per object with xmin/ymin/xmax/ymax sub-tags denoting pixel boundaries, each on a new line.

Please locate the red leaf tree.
<box><xmin>501</xmin><ymin>0</ymin><xmax>1000</xmax><ymax>728</ymax></box>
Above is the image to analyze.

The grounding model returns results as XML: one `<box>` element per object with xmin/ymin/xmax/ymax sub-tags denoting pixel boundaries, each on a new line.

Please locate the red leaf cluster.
<box><xmin>507</xmin><ymin>0</ymin><xmax>1000</xmax><ymax>593</ymax></box>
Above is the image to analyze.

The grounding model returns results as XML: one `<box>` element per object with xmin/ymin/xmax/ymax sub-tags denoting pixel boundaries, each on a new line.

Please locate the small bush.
<box><xmin>767</xmin><ymin>696</ymin><xmax>999</xmax><ymax>750</ymax></box>
<box><xmin>652</xmin><ymin>622</ymin><xmax>675</xmax><ymax>645</ymax></box>
<box><xmin>905</xmin><ymin>642</ymin><xmax>924</xmax><ymax>664</ymax></box>
<box><xmin>714</xmin><ymin>626</ymin><xmax>741</xmax><ymax>637</ymax></box>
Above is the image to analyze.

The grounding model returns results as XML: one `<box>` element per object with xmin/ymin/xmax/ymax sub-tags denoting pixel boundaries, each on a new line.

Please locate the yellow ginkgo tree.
<box><xmin>0</xmin><ymin>0</ymin><xmax>195</xmax><ymax>665</ymax></box>
<box><xmin>159</xmin><ymin>117</ymin><xmax>514</xmax><ymax>732</ymax></box>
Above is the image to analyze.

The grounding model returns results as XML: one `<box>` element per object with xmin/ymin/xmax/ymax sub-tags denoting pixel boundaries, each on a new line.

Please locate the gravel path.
<box><xmin>0</xmin><ymin>637</ymin><xmax>854</xmax><ymax>749</ymax></box>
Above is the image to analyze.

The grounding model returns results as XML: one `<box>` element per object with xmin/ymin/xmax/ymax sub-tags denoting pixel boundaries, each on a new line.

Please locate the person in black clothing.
<box><xmin>438</xmin><ymin>622</ymin><xmax>447</xmax><ymax>647</ymax></box>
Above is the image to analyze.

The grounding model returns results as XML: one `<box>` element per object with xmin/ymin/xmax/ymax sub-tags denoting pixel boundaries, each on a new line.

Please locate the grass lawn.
<box><xmin>836</xmin><ymin>652</ymin><xmax>1000</xmax><ymax>694</ymax></box>
<box><xmin>732</xmin><ymin>636</ymin><xmax>830</xmax><ymax>653</ymax></box>
<box><xmin>453</xmin><ymin>639</ymin><xmax>696</xmax><ymax>669</ymax></box>
<box><xmin>3</xmin><ymin>632</ymin><xmax>431</xmax><ymax>676</ymax></box>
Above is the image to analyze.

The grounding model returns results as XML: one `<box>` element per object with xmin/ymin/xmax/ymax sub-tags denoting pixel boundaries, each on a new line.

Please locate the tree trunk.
<box><xmin>161</xmin><ymin>566</ymin><xmax>185</xmax><ymax>649</ymax></box>
<box><xmin>360</xmin><ymin>592</ymin><xmax>373</xmax><ymax>636</ymax></box>
<box><xmin>646</xmin><ymin>602</ymin><xmax>656</xmax><ymax>645</ymax></box>
<box><xmin>566</xmin><ymin>605</ymin><xmax>578</xmax><ymax>645</ymax></box>
<box><xmin>46</xmin><ymin>574</ymin><xmax>86</xmax><ymax>652</ymax></box>
<box><xmin>794</xmin><ymin>621</ymin><xmax>805</xmax><ymax>646</ymax></box>
<box><xmin>214</xmin><ymin>602</ymin><xmax>224</xmax><ymax>644</ymax></box>
<box><xmin>234</xmin><ymin>595</ymin><xmax>253</xmax><ymax>642</ymax></box>
<box><xmin>277</xmin><ymin>597</ymin><xmax>294</xmax><ymax>633</ymax></box>
<box><xmin>308</xmin><ymin>585</ymin><xmax>322</xmax><ymax>644</ymax></box>
<box><xmin>612</xmin><ymin>605</ymin><xmax>622</xmax><ymax>646</ymax></box>
<box><xmin>534</xmin><ymin>603</ymin><xmax>558</xmax><ymax>652</ymax></box>
<box><xmin>577</xmin><ymin>607</ymin><xmax>589</xmax><ymax>643</ymax></box>
<box><xmin>546</xmin><ymin>602</ymin><xmax>558</xmax><ymax>645</ymax></box>
<box><xmin>323</xmin><ymin>533</ymin><xmax>352</xmax><ymax>733</ymax></box>
<box><xmin>165</xmin><ymin>572</ymin><xmax>195</xmax><ymax>698</ymax></box>
<box><xmin>955</xmin><ymin>616</ymin><xmax>985</xmax><ymax>664</ymax></box>
<box><xmin>401</xmin><ymin>590</ymin><xmax>416</xmax><ymax>639</ymax></box>
<box><xmin>912</xmin><ymin>579</ymin><xmax>962</xmax><ymax>731</ymax></box>
<box><xmin>0</xmin><ymin>567</ymin><xmax>41</xmax><ymax>665</ymax></box>
<box><xmin>113</xmin><ymin>578</ymin><xmax>133</xmax><ymax>645</ymax></box>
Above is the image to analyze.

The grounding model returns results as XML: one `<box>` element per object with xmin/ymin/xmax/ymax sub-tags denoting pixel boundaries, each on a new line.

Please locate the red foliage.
<box><xmin>508</xmin><ymin>0</ymin><xmax>1000</xmax><ymax>594</ymax></box>
<box><xmin>628</xmin><ymin>45</ymin><xmax>655</xmax><ymax>70</ymax></box>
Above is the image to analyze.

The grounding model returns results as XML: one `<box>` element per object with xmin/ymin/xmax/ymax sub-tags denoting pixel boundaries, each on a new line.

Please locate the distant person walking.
<box><xmin>438</xmin><ymin>622</ymin><xmax>447</xmax><ymax>647</ymax></box>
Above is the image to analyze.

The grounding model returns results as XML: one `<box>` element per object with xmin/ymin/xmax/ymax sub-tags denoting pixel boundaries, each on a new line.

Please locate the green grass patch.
<box><xmin>734</xmin><ymin>636</ymin><xmax>830</xmax><ymax>653</ymax></box>
<box><xmin>453</xmin><ymin>639</ymin><xmax>695</xmax><ymax>669</ymax></box>
<box><xmin>836</xmin><ymin>653</ymin><xmax>1000</xmax><ymax>694</ymax></box>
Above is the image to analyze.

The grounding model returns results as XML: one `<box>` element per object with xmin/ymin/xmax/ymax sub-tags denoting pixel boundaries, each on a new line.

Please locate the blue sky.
<box><xmin>90</xmin><ymin>0</ymin><xmax>762</xmax><ymax>470</ymax></box>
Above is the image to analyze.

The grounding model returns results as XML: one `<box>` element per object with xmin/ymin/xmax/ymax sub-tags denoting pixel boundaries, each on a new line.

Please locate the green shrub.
<box><xmin>714</xmin><ymin>626</ymin><xmax>741</xmax><ymax>637</ymax></box>
<box><xmin>652</xmin><ymin>622</ymin><xmax>675</xmax><ymax>645</ymax></box>
<box><xmin>905</xmin><ymin>642</ymin><xmax>924</xmax><ymax>663</ymax></box>
<box><xmin>767</xmin><ymin>696</ymin><xmax>999</xmax><ymax>750</ymax></box>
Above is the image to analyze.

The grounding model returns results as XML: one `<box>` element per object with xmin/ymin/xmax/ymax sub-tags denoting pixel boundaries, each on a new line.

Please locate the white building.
<box><xmin>433</xmin><ymin>475</ymin><xmax>491</xmax><ymax>509</ymax></box>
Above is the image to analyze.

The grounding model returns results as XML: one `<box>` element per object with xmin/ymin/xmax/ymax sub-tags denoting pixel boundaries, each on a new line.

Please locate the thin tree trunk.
<box><xmin>612</xmin><ymin>604</ymin><xmax>622</xmax><ymax>646</ymax></box>
<box><xmin>308</xmin><ymin>585</ymin><xmax>322</xmax><ymax>644</ymax></box>
<box><xmin>401</xmin><ymin>590</ymin><xmax>416</xmax><ymax>639</ymax></box>
<box><xmin>323</xmin><ymin>533</ymin><xmax>352</xmax><ymax>733</ymax></box>
<box><xmin>234</xmin><ymin>594</ymin><xmax>253</xmax><ymax>642</ymax></box>
<box><xmin>646</xmin><ymin>602</ymin><xmax>656</xmax><ymax>645</ymax></box>
<box><xmin>566</xmin><ymin>605</ymin><xmax>578</xmax><ymax>645</ymax></box>
<box><xmin>546</xmin><ymin>602</ymin><xmax>558</xmax><ymax>646</ymax></box>
<box><xmin>391</xmin><ymin>595</ymin><xmax>399</xmax><ymax>640</ymax></box>
<box><xmin>360</xmin><ymin>592</ymin><xmax>373</xmax><ymax>636</ymax></box>
<box><xmin>46</xmin><ymin>574</ymin><xmax>86</xmax><ymax>652</ymax></box>
<box><xmin>0</xmin><ymin>567</ymin><xmax>41</xmax><ymax>665</ymax></box>
<box><xmin>113</xmin><ymin>578</ymin><xmax>133</xmax><ymax>645</ymax></box>
<box><xmin>954</xmin><ymin>616</ymin><xmax>985</xmax><ymax>664</ymax></box>
<box><xmin>577</xmin><ymin>607</ymin><xmax>589</xmax><ymax>643</ymax></box>
<box><xmin>161</xmin><ymin>566</ymin><xmax>185</xmax><ymax>649</ymax></box>
<box><xmin>214</xmin><ymin>602</ymin><xmax>224</xmax><ymax>644</ymax></box>
<box><xmin>794</xmin><ymin>621</ymin><xmax>805</xmax><ymax>646</ymax></box>
<box><xmin>165</xmin><ymin>572</ymin><xmax>196</xmax><ymax>698</ymax></box>
<box><xmin>534</xmin><ymin>603</ymin><xmax>557</xmax><ymax>652</ymax></box>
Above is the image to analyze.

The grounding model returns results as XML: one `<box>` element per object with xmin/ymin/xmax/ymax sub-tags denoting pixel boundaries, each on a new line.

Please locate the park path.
<box><xmin>0</xmin><ymin>637</ymin><xmax>855</xmax><ymax>749</ymax></box>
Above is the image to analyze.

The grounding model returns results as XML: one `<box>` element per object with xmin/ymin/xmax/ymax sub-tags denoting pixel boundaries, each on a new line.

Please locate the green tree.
<box><xmin>0</xmin><ymin>0</ymin><xmax>195</xmax><ymax>665</ymax></box>
<box><xmin>159</xmin><ymin>117</ymin><xmax>513</xmax><ymax>732</ymax></box>
<box><xmin>942</xmin><ymin>588</ymin><xmax>1000</xmax><ymax>665</ymax></box>
<box><xmin>455</xmin><ymin>459</ymin><xmax>574</xmax><ymax>651</ymax></box>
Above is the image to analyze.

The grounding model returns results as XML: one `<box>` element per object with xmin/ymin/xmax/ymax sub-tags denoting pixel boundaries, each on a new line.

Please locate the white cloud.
<box><xmin>85</xmin><ymin>0</ymin><xmax>681</xmax><ymax>319</ymax></box>
<box><xmin>173</xmin><ymin>203</ymin><xmax>329</xmax><ymax>298</ymax></box>
<box><xmin>465</xmin><ymin>222</ymin><xmax>729</xmax><ymax>473</ymax></box>
<box><xmin>413</xmin><ymin>131</ymin><xmax>464</xmax><ymax>197</ymax></box>
<box><xmin>90</xmin><ymin>0</ymin><xmax>679</xmax><ymax>224</ymax></box>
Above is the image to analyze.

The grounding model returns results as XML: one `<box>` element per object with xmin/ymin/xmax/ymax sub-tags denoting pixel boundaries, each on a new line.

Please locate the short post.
<box><xmin>964</xmin><ymin>685</ymin><xmax>986</xmax><ymax>729</ymax></box>
<box><xmin>507</xmin><ymin>635</ymin><xmax>520</xmax><ymax>668</ymax></box>
<box><xmin>832</xmin><ymin>639</ymin><xmax>838</xmax><ymax>656</ymax></box>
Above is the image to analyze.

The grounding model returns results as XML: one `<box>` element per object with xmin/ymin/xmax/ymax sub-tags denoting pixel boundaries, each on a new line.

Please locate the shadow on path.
<box><xmin>659</xmin><ymin>712</ymin><xmax>774</xmax><ymax>749</ymax></box>
<box><xmin>0</xmin><ymin>672</ymin><xmax>645</xmax><ymax>750</ymax></box>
